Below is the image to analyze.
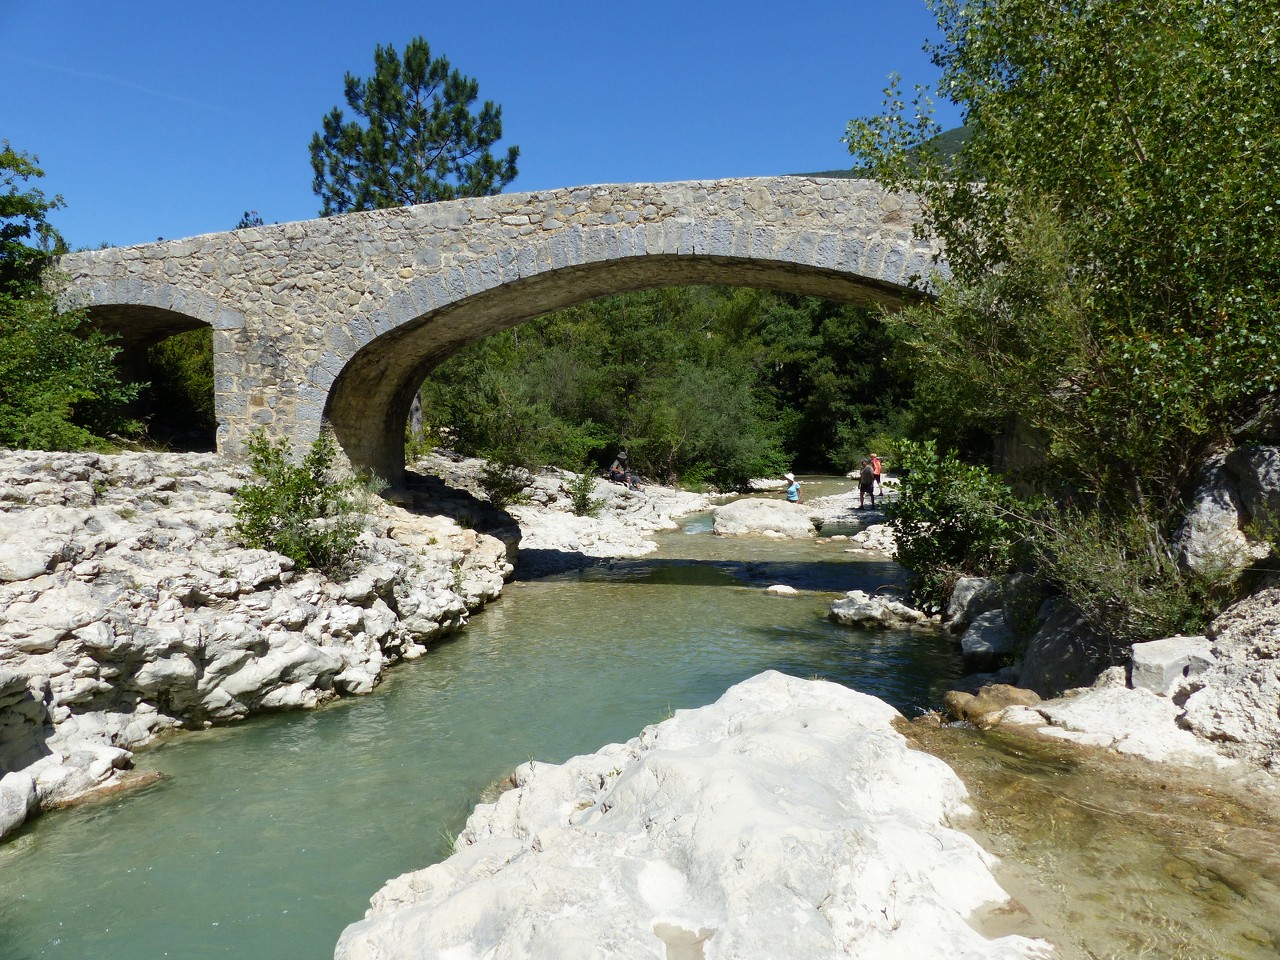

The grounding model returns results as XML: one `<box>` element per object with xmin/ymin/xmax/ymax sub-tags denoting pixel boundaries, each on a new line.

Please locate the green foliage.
<box><xmin>233</xmin><ymin>429</ymin><xmax>383</xmax><ymax>575</ymax></box>
<box><xmin>1028</xmin><ymin>506</ymin><xmax>1235</xmax><ymax>648</ymax></box>
<box><xmin>0</xmin><ymin>143</ymin><xmax>140</xmax><ymax>450</ymax></box>
<box><xmin>886</xmin><ymin>440</ymin><xmax>1028</xmax><ymax>611</ymax></box>
<box><xmin>476</xmin><ymin>462</ymin><xmax>531</xmax><ymax>510</ymax></box>
<box><xmin>566</xmin><ymin>466</ymin><xmax>604</xmax><ymax>517</ymax></box>
<box><xmin>145</xmin><ymin>327</ymin><xmax>215</xmax><ymax>448</ymax></box>
<box><xmin>310</xmin><ymin>36</ymin><xmax>519</xmax><ymax>215</ymax></box>
<box><xmin>0</xmin><ymin>288</ymin><xmax>141</xmax><ymax>449</ymax></box>
<box><xmin>845</xmin><ymin>0</ymin><xmax>1280</xmax><ymax>518</ymax></box>
<box><xmin>403</xmin><ymin>425</ymin><xmax>434</xmax><ymax>464</ymax></box>
<box><xmin>235</xmin><ymin>210</ymin><xmax>265</xmax><ymax>229</ymax></box>
<box><xmin>419</xmin><ymin>286</ymin><xmax>905</xmax><ymax>487</ymax></box>
<box><xmin>1</xmin><ymin>141</ymin><xmax>64</xmax><ymax>296</ymax></box>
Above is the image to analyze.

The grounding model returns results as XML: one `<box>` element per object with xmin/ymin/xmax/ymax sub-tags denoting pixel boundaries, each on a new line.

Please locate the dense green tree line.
<box><xmin>418</xmin><ymin>286</ymin><xmax>910</xmax><ymax>488</ymax></box>
<box><xmin>846</xmin><ymin>0</ymin><xmax>1280</xmax><ymax>641</ymax></box>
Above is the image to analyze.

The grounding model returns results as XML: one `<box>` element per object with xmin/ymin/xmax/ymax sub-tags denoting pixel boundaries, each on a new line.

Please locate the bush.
<box><xmin>477</xmin><ymin>462</ymin><xmax>531</xmax><ymax>510</ymax></box>
<box><xmin>566</xmin><ymin>465</ymin><xmax>604</xmax><ymax>517</ymax></box>
<box><xmin>1029</xmin><ymin>506</ymin><xmax>1237</xmax><ymax>648</ymax></box>
<box><xmin>0</xmin><ymin>286</ymin><xmax>141</xmax><ymax>450</ymax></box>
<box><xmin>886</xmin><ymin>439</ymin><xmax>1029</xmax><ymax>612</ymax></box>
<box><xmin>233</xmin><ymin>429</ymin><xmax>382</xmax><ymax>576</ymax></box>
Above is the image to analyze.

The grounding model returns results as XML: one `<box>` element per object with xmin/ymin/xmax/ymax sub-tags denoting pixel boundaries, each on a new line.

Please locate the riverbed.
<box><xmin>3</xmin><ymin>487</ymin><xmax>1278</xmax><ymax>960</ymax></box>
<box><xmin>0</xmin><ymin>494</ymin><xmax>957</xmax><ymax>959</ymax></box>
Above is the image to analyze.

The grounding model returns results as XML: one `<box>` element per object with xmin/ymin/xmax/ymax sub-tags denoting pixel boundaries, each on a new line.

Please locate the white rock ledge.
<box><xmin>336</xmin><ymin>671</ymin><xmax>1052</xmax><ymax>960</ymax></box>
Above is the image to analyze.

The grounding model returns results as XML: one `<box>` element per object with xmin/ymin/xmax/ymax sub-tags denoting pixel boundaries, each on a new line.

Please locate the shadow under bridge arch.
<box><xmin>323</xmin><ymin>252</ymin><xmax>927</xmax><ymax>483</ymax></box>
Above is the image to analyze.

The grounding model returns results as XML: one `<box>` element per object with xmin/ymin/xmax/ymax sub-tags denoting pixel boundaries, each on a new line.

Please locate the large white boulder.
<box><xmin>1180</xmin><ymin>580</ymin><xmax>1280</xmax><ymax>769</ymax></box>
<box><xmin>336</xmin><ymin>672</ymin><xmax>1052</xmax><ymax>960</ymax></box>
<box><xmin>712</xmin><ymin>498</ymin><xmax>816</xmax><ymax>539</ymax></box>
<box><xmin>960</xmin><ymin>611</ymin><xmax>1017</xmax><ymax>666</ymax></box>
<box><xmin>0</xmin><ymin>450</ymin><xmax>515</xmax><ymax>839</ymax></box>
<box><xmin>1174</xmin><ymin>460</ymin><xmax>1271</xmax><ymax>577</ymax></box>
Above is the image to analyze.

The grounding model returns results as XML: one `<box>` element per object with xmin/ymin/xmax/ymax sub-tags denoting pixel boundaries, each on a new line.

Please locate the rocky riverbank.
<box><xmin>0</xmin><ymin>450</ymin><xmax>513</xmax><ymax>839</ymax></box>
<box><xmin>820</xmin><ymin>444</ymin><xmax>1280</xmax><ymax>787</ymax></box>
<box><xmin>410</xmin><ymin>450</ymin><xmax>715</xmax><ymax>574</ymax></box>
<box><xmin>0</xmin><ymin>448</ymin><xmax>734</xmax><ymax>840</ymax></box>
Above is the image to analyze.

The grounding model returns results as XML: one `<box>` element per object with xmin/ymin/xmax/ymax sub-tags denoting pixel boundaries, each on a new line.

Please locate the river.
<box><xmin>0</xmin><ymin>483</ymin><xmax>956</xmax><ymax>959</ymax></box>
<box><xmin>2</xmin><ymin>483</ymin><xmax>1277</xmax><ymax>959</ymax></box>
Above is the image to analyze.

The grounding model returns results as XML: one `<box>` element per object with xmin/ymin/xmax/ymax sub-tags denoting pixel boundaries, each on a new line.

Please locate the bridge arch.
<box><xmin>57</xmin><ymin>178</ymin><xmax>939</xmax><ymax>480</ymax></box>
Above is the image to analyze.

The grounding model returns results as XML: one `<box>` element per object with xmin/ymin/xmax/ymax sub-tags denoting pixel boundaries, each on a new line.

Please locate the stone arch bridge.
<box><xmin>58</xmin><ymin>177</ymin><xmax>938</xmax><ymax>481</ymax></box>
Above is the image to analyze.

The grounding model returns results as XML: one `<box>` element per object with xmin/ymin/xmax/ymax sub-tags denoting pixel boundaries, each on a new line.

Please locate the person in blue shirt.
<box><xmin>784</xmin><ymin>472</ymin><xmax>801</xmax><ymax>503</ymax></box>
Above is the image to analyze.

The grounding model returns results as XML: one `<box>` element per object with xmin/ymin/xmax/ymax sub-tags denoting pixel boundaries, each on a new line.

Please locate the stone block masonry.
<box><xmin>57</xmin><ymin>177</ymin><xmax>940</xmax><ymax>481</ymax></box>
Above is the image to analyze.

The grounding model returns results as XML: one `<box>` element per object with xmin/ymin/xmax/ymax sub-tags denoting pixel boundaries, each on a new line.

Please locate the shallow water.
<box><xmin>913</xmin><ymin>725</ymin><xmax>1280</xmax><ymax>959</ymax></box>
<box><xmin>0</xmin><ymin>496</ymin><xmax>958</xmax><ymax>959</ymax></box>
<box><xmin>4</xmin><ymin>490</ymin><xmax>1278</xmax><ymax>960</ymax></box>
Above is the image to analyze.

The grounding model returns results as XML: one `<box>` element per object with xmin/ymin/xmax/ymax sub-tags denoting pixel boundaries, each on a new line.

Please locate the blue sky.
<box><xmin>2</xmin><ymin>1</ymin><xmax>961</xmax><ymax>251</ymax></box>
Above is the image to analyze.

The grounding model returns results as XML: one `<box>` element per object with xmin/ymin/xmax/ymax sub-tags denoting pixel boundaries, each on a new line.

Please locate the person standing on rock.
<box><xmin>784</xmin><ymin>472</ymin><xmax>801</xmax><ymax>503</ymax></box>
<box><xmin>870</xmin><ymin>453</ymin><xmax>882</xmax><ymax>496</ymax></box>
<box><xmin>858</xmin><ymin>459</ymin><xmax>876</xmax><ymax>509</ymax></box>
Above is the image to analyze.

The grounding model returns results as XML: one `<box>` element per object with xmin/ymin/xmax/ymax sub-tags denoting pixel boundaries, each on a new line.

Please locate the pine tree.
<box><xmin>309</xmin><ymin>37</ymin><xmax>519</xmax><ymax>215</ymax></box>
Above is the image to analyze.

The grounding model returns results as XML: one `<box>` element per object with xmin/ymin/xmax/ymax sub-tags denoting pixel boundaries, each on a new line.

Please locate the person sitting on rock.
<box><xmin>609</xmin><ymin>450</ymin><xmax>642</xmax><ymax>491</ymax></box>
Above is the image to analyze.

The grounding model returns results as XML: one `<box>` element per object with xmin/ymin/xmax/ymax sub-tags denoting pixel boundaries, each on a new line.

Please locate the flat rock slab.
<box><xmin>1000</xmin><ymin>687</ymin><xmax>1239</xmax><ymax>768</ymax></box>
<box><xmin>712</xmin><ymin>498</ymin><xmax>816</xmax><ymax>539</ymax></box>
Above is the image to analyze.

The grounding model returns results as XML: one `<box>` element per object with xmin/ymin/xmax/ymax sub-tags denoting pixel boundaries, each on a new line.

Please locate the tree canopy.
<box><xmin>844</xmin><ymin>0</ymin><xmax>1280</xmax><ymax>640</ymax></box>
<box><xmin>310</xmin><ymin>36</ymin><xmax>519</xmax><ymax>215</ymax></box>
<box><xmin>0</xmin><ymin>142</ymin><xmax>65</xmax><ymax>298</ymax></box>
<box><xmin>418</xmin><ymin>286</ymin><xmax>909</xmax><ymax>489</ymax></box>
<box><xmin>845</xmin><ymin>0</ymin><xmax>1280</xmax><ymax>515</ymax></box>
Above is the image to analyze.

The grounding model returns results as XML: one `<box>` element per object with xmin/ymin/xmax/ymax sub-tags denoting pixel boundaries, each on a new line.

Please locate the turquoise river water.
<box><xmin>3</xmin><ymin>479</ymin><xmax>1278</xmax><ymax>959</ymax></box>
<box><xmin>0</xmin><ymin>482</ymin><xmax>958</xmax><ymax>959</ymax></box>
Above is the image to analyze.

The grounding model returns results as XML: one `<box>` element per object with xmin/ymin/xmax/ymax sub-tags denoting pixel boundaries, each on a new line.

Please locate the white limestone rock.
<box><xmin>1174</xmin><ymin>460</ymin><xmax>1271</xmax><ymax>577</ymax></box>
<box><xmin>1015</xmin><ymin>599</ymin><xmax>1111</xmax><ymax>699</ymax></box>
<box><xmin>999</xmin><ymin>686</ymin><xmax>1239</xmax><ymax>769</ymax></box>
<box><xmin>0</xmin><ymin>771</ymin><xmax>38</xmax><ymax>837</ymax></box>
<box><xmin>336</xmin><ymin>672</ymin><xmax>1052</xmax><ymax>960</ymax></box>
<box><xmin>830</xmin><ymin>589</ymin><xmax>936</xmax><ymax>631</ymax></box>
<box><xmin>1129</xmin><ymin>635</ymin><xmax>1215</xmax><ymax>697</ymax></box>
<box><xmin>712</xmin><ymin>497</ymin><xmax>816</xmax><ymax>539</ymax></box>
<box><xmin>804</xmin><ymin>489</ymin><xmax>884</xmax><ymax>528</ymax></box>
<box><xmin>1180</xmin><ymin>580</ymin><xmax>1280</xmax><ymax>769</ymax></box>
<box><xmin>845</xmin><ymin>521</ymin><xmax>898</xmax><ymax>556</ymax></box>
<box><xmin>946</xmin><ymin>577</ymin><xmax>1002</xmax><ymax>632</ymax></box>
<box><xmin>416</xmin><ymin>452</ymin><xmax>712</xmax><ymax>571</ymax></box>
<box><xmin>960</xmin><ymin>610</ymin><xmax>1016</xmax><ymax>665</ymax></box>
<box><xmin>1224</xmin><ymin>444</ymin><xmax>1280</xmax><ymax>526</ymax></box>
<box><xmin>0</xmin><ymin>450</ymin><xmax>515</xmax><ymax>839</ymax></box>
